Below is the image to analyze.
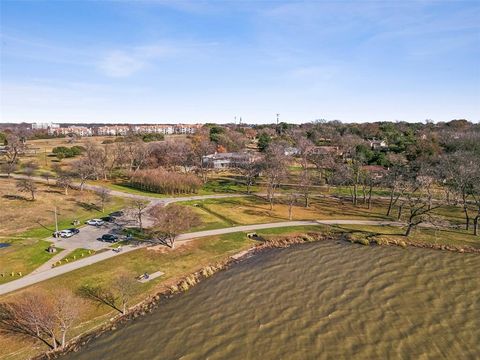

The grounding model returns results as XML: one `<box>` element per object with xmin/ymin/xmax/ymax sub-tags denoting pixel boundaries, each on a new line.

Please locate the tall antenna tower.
<box><xmin>276</xmin><ymin>113</ymin><xmax>280</xmax><ymax>125</ymax></box>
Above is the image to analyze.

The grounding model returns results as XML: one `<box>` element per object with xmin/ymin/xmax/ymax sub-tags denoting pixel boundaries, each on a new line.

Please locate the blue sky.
<box><xmin>1</xmin><ymin>0</ymin><xmax>479</xmax><ymax>124</ymax></box>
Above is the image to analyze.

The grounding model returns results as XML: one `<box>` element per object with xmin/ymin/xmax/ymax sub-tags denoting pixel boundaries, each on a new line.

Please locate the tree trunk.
<box><xmin>353</xmin><ymin>183</ymin><xmax>358</xmax><ymax>206</ymax></box>
<box><xmin>367</xmin><ymin>185</ymin><xmax>373</xmax><ymax>210</ymax></box>
<box><xmin>387</xmin><ymin>187</ymin><xmax>395</xmax><ymax>216</ymax></box>
<box><xmin>397</xmin><ymin>204</ymin><xmax>403</xmax><ymax>221</ymax></box>
<box><xmin>405</xmin><ymin>223</ymin><xmax>414</xmax><ymax>237</ymax></box>
<box><xmin>463</xmin><ymin>206</ymin><xmax>470</xmax><ymax>231</ymax></box>
<box><xmin>474</xmin><ymin>216</ymin><xmax>479</xmax><ymax>236</ymax></box>
<box><xmin>61</xmin><ymin>330</ymin><xmax>67</xmax><ymax>349</ymax></box>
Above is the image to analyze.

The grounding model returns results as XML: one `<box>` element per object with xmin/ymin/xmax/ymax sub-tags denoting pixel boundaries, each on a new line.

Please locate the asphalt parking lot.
<box><xmin>49</xmin><ymin>216</ymin><xmax>133</xmax><ymax>251</ymax></box>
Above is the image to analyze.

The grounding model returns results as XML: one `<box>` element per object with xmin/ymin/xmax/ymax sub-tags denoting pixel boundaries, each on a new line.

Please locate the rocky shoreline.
<box><xmin>32</xmin><ymin>231</ymin><xmax>478</xmax><ymax>359</ymax></box>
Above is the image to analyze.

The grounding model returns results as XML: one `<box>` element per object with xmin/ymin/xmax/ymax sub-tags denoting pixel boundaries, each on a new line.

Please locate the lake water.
<box><xmin>65</xmin><ymin>242</ymin><xmax>480</xmax><ymax>360</ymax></box>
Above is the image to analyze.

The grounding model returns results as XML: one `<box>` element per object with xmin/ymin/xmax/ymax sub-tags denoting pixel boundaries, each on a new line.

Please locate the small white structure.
<box><xmin>202</xmin><ymin>152</ymin><xmax>259</xmax><ymax>169</ymax></box>
<box><xmin>368</xmin><ymin>139</ymin><xmax>388</xmax><ymax>150</ymax></box>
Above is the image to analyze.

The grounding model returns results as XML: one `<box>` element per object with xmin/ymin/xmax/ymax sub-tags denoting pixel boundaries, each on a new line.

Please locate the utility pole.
<box><xmin>276</xmin><ymin>113</ymin><xmax>280</xmax><ymax>125</ymax></box>
<box><xmin>54</xmin><ymin>206</ymin><xmax>58</xmax><ymax>234</ymax></box>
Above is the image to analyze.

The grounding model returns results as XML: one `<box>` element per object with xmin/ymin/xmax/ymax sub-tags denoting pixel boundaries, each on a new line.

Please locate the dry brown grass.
<box><xmin>187</xmin><ymin>196</ymin><xmax>392</xmax><ymax>226</ymax></box>
<box><xmin>0</xmin><ymin>178</ymin><xmax>123</xmax><ymax>237</ymax></box>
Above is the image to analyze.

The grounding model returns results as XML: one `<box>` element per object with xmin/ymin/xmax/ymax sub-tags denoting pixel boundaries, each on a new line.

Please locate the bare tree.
<box><xmin>287</xmin><ymin>192</ymin><xmax>298</xmax><ymax>220</ymax></box>
<box><xmin>0</xmin><ymin>291</ymin><xmax>59</xmax><ymax>350</ymax></box>
<box><xmin>261</xmin><ymin>143</ymin><xmax>289</xmax><ymax>210</ymax></box>
<box><xmin>384</xmin><ymin>154</ymin><xmax>408</xmax><ymax>216</ymax></box>
<box><xmin>403</xmin><ymin>174</ymin><xmax>444</xmax><ymax>237</ymax></box>
<box><xmin>1</xmin><ymin>162</ymin><xmax>17</xmax><ymax>177</ymax></box>
<box><xmin>128</xmin><ymin>199</ymin><xmax>149</xmax><ymax>231</ymax></box>
<box><xmin>23</xmin><ymin>161</ymin><xmax>39</xmax><ymax>177</ymax></box>
<box><xmin>71</xmin><ymin>158</ymin><xmax>95</xmax><ymax>191</ymax></box>
<box><xmin>149</xmin><ymin>204</ymin><xmax>201</xmax><ymax>248</ymax></box>
<box><xmin>112</xmin><ymin>273</ymin><xmax>137</xmax><ymax>315</ymax></box>
<box><xmin>441</xmin><ymin>151</ymin><xmax>478</xmax><ymax>231</ymax></box>
<box><xmin>53</xmin><ymin>290</ymin><xmax>81</xmax><ymax>348</ymax></box>
<box><xmin>238</xmin><ymin>158</ymin><xmax>261</xmax><ymax>194</ymax></box>
<box><xmin>40</xmin><ymin>171</ymin><xmax>52</xmax><ymax>185</ymax></box>
<box><xmin>293</xmin><ymin>134</ymin><xmax>314</xmax><ymax>207</ymax></box>
<box><xmin>190</xmin><ymin>130</ymin><xmax>215</xmax><ymax>183</ymax></box>
<box><xmin>16</xmin><ymin>178</ymin><xmax>37</xmax><ymax>200</ymax></box>
<box><xmin>4</xmin><ymin>133</ymin><xmax>26</xmax><ymax>164</ymax></box>
<box><xmin>96</xmin><ymin>188</ymin><xmax>111</xmax><ymax>213</ymax></box>
<box><xmin>56</xmin><ymin>176</ymin><xmax>73</xmax><ymax>195</ymax></box>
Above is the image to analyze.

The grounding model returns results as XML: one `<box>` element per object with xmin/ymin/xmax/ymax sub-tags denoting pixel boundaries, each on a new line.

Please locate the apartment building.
<box><xmin>49</xmin><ymin>126</ymin><xmax>93</xmax><ymax>137</ymax></box>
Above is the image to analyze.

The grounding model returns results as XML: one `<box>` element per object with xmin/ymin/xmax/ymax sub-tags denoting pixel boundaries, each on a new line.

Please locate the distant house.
<box><xmin>284</xmin><ymin>147</ymin><xmax>299</xmax><ymax>156</ymax></box>
<box><xmin>202</xmin><ymin>152</ymin><xmax>260</xmax><ymax>169</ymax></box>
<box><xmin>368</xmin><ymin>139</ymin><xmax>388</xmax><ymax>150</ymax></box>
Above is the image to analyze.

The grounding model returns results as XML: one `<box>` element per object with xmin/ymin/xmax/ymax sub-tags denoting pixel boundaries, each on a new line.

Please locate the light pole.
<box><xmin>54</xmin><ymin>206</ymin><xmax>58</xmax><ymax>234</ymax></box>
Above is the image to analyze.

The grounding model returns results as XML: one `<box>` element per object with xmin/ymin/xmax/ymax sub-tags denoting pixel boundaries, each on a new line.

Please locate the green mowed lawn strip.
<box><xmin>55</xmin><ymin>248</ymin><xmax>102</xmax><ymax>267</ymax></box>
<box><xmin>0</xmin><ymin>239</ymin><xmax>64</xmax><ymax>283</ymax></box>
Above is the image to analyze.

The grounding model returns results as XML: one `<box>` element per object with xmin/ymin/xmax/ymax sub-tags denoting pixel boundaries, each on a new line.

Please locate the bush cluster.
<box><xmin>52</xmin><ymin>146</ymin><xmax>85</xmax><ymax>159</ymax></box>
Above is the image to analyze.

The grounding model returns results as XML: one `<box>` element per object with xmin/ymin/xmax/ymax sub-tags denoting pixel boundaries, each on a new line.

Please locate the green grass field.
<box><xmin>0</xmin><ymin>240</ymin><xmax>64</xmax><ymax>283</ymax></box>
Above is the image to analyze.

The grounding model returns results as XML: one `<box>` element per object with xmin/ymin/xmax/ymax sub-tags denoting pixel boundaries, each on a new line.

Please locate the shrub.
<box><xmin>52</xmin><ymin>146</ymin><xmax>84</xmax><ymax>159</ymax></box>
<box><xmin>129</xmin><ymin>169</ymin><xmax>202</xmax><ymax>195</ymax></box>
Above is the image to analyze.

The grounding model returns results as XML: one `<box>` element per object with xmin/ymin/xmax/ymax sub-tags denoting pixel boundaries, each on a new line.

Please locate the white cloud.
<box><xmin>97</xmin><ymin>44</ymin><xmax>178</xmax><ymax>77</ymax></box>
<box><xmin>98</xmin><ymin>51</ymin><xmax>146</xmax><ymax>77</ymax></box>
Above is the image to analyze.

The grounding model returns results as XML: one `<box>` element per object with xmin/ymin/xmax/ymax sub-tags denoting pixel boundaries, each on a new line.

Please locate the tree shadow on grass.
<box><xmin>2</xmin><ymin>194</ymin><xmax>28</xmax><ymax>201</ymax></box>
<box><xmin>76</xmin><ymin>201</ymin><xmax>101</xmax><ymax>212</ymax></box>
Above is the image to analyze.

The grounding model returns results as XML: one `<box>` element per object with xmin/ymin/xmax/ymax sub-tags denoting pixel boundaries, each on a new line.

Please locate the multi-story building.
<box><xmin>175</xmin><ymin>124</ymin><xmax>203</xmax><ymax>134</ymax></box>
<box><xmin>96</xmin><ymin>126</ymin><xmax>130</xmax><ymax>136</ymax></box>
<box><xmin>132</xmin><ymin>125</ymin><xmax>175</xmax><ymax>135</ymax></box>
<box><xmin>32</xmin><ymin>122</ymin><xmax>60</xmax><ymax>130</ymax></box>
<box><xmin>49</xmin><ymin>126</ymin><xmax>93</xmax><ymax>137</ymax></box>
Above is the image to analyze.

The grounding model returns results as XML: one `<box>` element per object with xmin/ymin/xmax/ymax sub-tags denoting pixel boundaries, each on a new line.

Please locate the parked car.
<box><xmin>53</xmin><ymin>230</ymin><xmax>74</xmax><ymax>238</ymax></box>
<box><xmin>86</xmin><ymin>219</ymin><xmax>105</xmax><ymax>226</ymax></box>
<box><xmin>109</xmin><ymin>211</ymin><xmax>124</xmax><ymax>217</ymax></box>
<box><xmin>101</xmin><ymin>216</ymin><xmax>114</xmax><ymax>223</ymax></box>
<box><xmin>67</xmin><ymin>228</ymin><xmax>80</xmax><ymax>235</ymax></box>
<box><xmin>100</xmin><ymin>234</ymin><xmax>119</xmax><ymax>243</ymax></box>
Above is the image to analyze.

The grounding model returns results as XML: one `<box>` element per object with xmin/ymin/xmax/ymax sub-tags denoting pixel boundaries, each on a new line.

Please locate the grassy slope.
<box><xmin>0</xmin><ymin>240</ymin><xmax>64</xmax><ymax>283</ymax></box>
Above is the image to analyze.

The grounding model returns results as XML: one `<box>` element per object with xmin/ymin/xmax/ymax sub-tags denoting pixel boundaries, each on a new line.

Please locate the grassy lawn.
<box><xmin>0</xmin><ymin>178</ymin><xmax>126</xmax><ymax>238</ymax></box>
<box><xmin>0</xmin><ymin>178</ymin><xmax>126</xmax><ymax>282</ymax></box>
<box><xmin>178</xmin><ymin>195</ymin><xmax>394</xmax><ymax>229</ymax></box>
<box><xmin>0</xmin><ymin>239</ymin><xmax>63</xmax><ymax>284</ymax></box>
<box><xmin>55</xmin><ymin>248</ymin><xmax>99</xmax><ymax>267</ymax></box>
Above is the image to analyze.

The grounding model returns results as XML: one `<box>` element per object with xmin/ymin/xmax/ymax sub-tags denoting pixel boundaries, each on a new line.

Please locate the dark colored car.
<box><xmin>109</xmin><ymin>211</ymin><xmax>124</xmax><ymax>217</ymax></box>
<box><xmin>101</xmin><ymin>216</ymin><xmax>114</xmax><ymax>223</ymax></box>
<box><xmin>100</xmin><ymin>234</ymin><xmax>119</xmax><ymax>243</ymax></box>
<box><xmin>67</xmin><ymin>228</ymin><xmax>80</xmax><ymax>235</ymax></box>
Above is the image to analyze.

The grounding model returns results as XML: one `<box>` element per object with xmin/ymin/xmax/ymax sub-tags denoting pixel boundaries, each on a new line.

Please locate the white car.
<box><xmin>53</xmin><ymin>230</ymin><xmax>74</xmax><ymax>238</ymax></box>
<box><xmin>86</xmin><ymin>219</ymin><xmax>105</xmax><ymax>226</ymax></box>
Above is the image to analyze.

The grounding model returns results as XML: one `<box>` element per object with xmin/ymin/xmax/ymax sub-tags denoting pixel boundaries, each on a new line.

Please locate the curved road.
<box><xmin>0</xmin><ymin>220</ymin><xmax>402</xmax><ymax>296</ymax></box>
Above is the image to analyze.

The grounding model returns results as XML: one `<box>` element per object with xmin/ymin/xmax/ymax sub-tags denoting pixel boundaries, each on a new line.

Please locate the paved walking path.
<box><xmin>30</xmin><ymin>248</ymin><xmax>74</xmax><ymax>275</ymax></box>
<box><xmin>5</xmin><ymin>174</ymin><xmax>248</xmax><ymax>204</ymax></box>
<box><xmin>0</xmin><ymin>219</ymin><xmax>402</xmax><ymax>296</ymax></box>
